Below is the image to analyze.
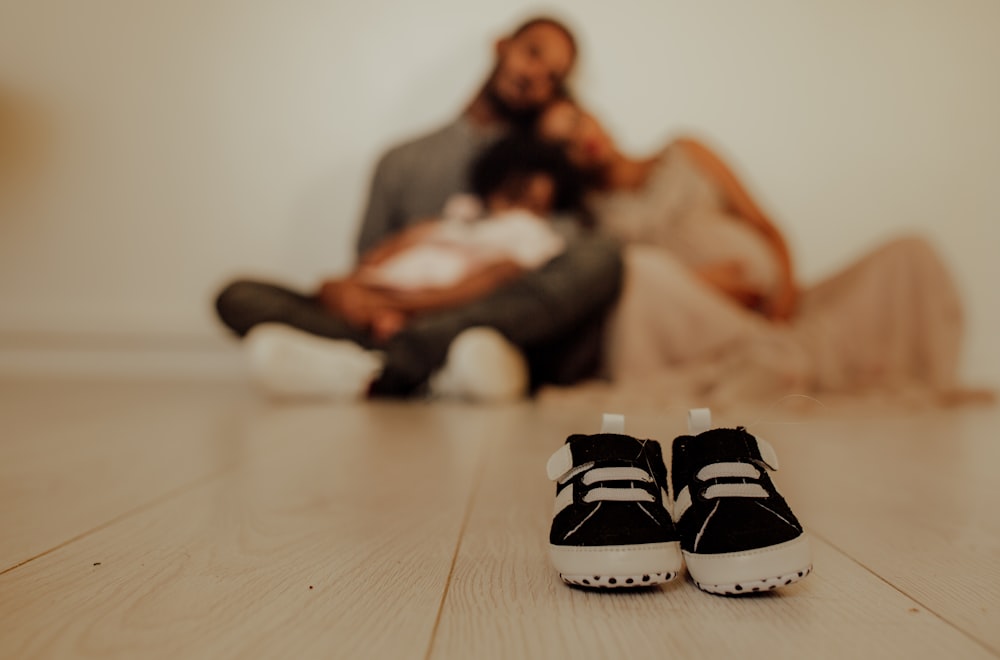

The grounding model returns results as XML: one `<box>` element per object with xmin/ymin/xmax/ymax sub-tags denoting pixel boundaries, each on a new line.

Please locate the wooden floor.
<box><xmin>1</xmin><ymin>379</ymin><xmax>997</xmax><ymax>659</ymax></box>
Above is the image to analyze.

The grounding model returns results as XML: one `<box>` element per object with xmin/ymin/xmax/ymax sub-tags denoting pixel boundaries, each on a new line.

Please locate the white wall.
<box><xmin>1</xmin><ymin>0</ymin><xmax>997</xmax><ymax>383</ymax></box>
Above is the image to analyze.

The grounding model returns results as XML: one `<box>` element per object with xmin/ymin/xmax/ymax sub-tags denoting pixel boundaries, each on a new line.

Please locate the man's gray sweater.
<box><xmin>356</xmin><ymin>117</ymin><xmax>501</xmax><ymax>256</ymax></box>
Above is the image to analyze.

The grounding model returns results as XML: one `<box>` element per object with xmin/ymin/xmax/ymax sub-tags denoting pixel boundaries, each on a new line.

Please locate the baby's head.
<box><xmin>536</xmin><ymin>98</ymin><xmax>616</xmax><ymax>175</ymax></box>
<box><xmin>470</xmin><ymin>134</ymin><xmax>582</xmax><ymax>217</ymax></box>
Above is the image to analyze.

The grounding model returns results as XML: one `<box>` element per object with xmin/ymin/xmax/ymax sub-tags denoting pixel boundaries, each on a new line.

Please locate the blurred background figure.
<box><xmin>0</xmin><ymin>3</ymin><xmax>996</xmax><ymax>394</ymax></box>
<box><xmin>223</xmin><ymin>135</ymin><xmax>587</xmax><ymax>400</ymax></box>
<box><xmin>536</xmin><ymin>99</ymin><xmax>983</xmax><ymax>405</ymax></box>
<box><xmin>215</xmin><ymin>16</ymin><xmax>621</xmax><ymax>400</ymax></box>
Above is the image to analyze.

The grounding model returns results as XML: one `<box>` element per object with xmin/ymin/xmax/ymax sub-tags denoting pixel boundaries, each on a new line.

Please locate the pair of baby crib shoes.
<box><xmin>546</xmin><ymin>409</ymin><xmax>812</xmax><ymax>595</ymax></box>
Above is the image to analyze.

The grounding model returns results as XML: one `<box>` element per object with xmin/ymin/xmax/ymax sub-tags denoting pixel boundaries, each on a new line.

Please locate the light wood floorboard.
<box><xmin>0</xmin><ymin>382</ymin><xmax>997</xmax><ymax>658</ymax></box>
<box><xmin>429</xmin><ymin>407</ymin><xmax>996</xmax><ymax>659</ymax></box>
<box><xmin>769</xmin><ymin>408</ymin><xmax>1000</xmax><ymax>652</ymax></box>
<box><xmin>0</xmin><ymin>395</ymin><xmax>500</xmax><ymax>659</ymax></box>
<box><xmin>0</xmin><ymin>380</ymin><xmax>253</xmax><ymax>570</ymax></box>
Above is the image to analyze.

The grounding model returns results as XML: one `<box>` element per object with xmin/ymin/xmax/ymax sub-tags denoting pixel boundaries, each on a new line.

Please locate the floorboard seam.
<box><xmin>423</xmin><ymin>442</ymin><xmax>490</xmax><ymax>660</ymax></box>
<box><xmin>809</xmin><ymin>528</ymin><xmax>998</xmax><ymax>657</ymax></box>
<box><xmin>0</xmin><ymin>465</ymin><xmax>237</xmax><ymax>576</ymax></box>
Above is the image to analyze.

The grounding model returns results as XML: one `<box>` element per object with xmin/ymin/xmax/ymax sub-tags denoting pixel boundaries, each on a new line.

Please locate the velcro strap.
<box><xmin>545</xmin><ymin>433</ymin><xmax>651</xmax><ymax>481</ymax></box>
<box><xmin>548</xmin><ymin>413</ymin><xmax>624</xmax><ymax>481</ymax></box>
<box><xmin>682</xmin><ymin>428</ymin><xmax>780</xmax><ymax>472</ymax></box>
<box><xmin>697</xmin><ymin>462</ymin><xmax>760</xmax><ymax>481</ymax></box>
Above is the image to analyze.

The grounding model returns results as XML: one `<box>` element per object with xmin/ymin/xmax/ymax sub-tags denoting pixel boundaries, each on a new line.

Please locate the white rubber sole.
<box><xmin>550</xmin><ymin>542</ymin><xmax>683</xmax><ymax>589</ymax></box>
<box><xmin>684</xmin><ymin>535</ymin><xmax>812</xmax><ymax>595</ymax></box>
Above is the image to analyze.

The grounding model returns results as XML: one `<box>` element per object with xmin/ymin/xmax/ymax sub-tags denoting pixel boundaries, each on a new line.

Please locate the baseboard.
<box><xmin>0</xmin><ymin>332</ymin><xmax>245</xmax><ymax>381</ymax></box>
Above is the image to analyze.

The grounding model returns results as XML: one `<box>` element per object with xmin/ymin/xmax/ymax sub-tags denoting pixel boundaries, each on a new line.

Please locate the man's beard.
<box><xmin>483</xmin><ymin>77</ymin><xmax>542</xmax><ymax>129</ymax></box>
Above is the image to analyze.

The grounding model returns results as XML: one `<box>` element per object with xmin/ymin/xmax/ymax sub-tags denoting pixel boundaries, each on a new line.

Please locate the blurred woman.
<box><xmin>537</xmin><ymin>99</ymin><xmax>974</xmax><ymax>404</ymax></box>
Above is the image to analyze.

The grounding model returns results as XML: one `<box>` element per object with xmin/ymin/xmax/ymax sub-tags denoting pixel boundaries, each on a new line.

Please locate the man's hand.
<box><xmin>318</xmin><ymin>279</ymin><xmax>384</xmax><ymax>328</ymax></box>
<box><xmin>379</xmin><ymin>259</ymin><xmax>525</xmax><ymax>315</ymax></box>
<box><xmin>317</xmin><ymin>257</ymin><xmax>527</xmax><ymax>341</ymax></box>
<box><xmin>370</xmin><ymin>309</ymin><xmax>408</xmax><ymax>341</ymax></box>
<box><xmin>318</xmin><ymin>279</ymin><xmax>414</xmax><ymax>341</ymax></box>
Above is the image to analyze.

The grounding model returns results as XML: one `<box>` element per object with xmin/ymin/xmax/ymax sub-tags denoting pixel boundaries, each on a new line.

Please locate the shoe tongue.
<box><xmin>600</xmin><ymin>413</ymin><xmax>626</xmax><ymax>434</ymax></box>
<box><xmin>679</xmin><ymin>428</ymin><xmax>778</xmax><ymax>471</ymax></box>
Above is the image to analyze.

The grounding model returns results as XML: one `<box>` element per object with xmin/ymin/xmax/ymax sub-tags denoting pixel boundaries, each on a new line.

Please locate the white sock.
<box><xmin>244</xmin><ymin>323</ymin><xmax>384</xmax><ymax>398</ymax></box>
<box><xmin>429</xmin><ymin>327</ymin><xmax>528</xmax><ymax>402</ymax></box>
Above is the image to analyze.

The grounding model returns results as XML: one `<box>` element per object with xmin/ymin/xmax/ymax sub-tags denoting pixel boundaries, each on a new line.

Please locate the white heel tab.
<box><xmin>688</xmin><ymin>408</ymin><xmax>711</xmax><ymax>435</ymax></box>
<box><xmin>601</xmin><ymin>413</ymin><xmax>625</xmax><ymax>434</ymax></box>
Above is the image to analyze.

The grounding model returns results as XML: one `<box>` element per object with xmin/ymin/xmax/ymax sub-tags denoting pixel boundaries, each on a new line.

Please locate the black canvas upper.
<box><xmin>671</xmin><ymin>427</ymin><xmax>803</xmax><ymax>555</ymax></box>
<box><xmin>549</xmin><ymin>433</ymin><xmax>677</xmax><ymax>547</ymax></box>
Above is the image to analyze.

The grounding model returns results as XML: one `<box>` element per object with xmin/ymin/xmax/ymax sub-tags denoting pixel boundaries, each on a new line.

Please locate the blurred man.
<box><xmin>357</xmin><ymin>16</ymin><xmax>579</xmax><ymax>253</ymax></box>
<box><xmin>217</xmin><ymin>16</ymin><xmax>622</xmax><ymax>397</ymax></box>
<box><xmin>351</xmin><ymin>16</ymin><xmax>622</xmax><ymax>394</ymax></box>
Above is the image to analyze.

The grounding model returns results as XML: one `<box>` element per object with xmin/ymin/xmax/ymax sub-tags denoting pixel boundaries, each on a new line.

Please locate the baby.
<box><xmin>319</xmin><ymin>134</ymin><xmax>582</xmax><ymax>340</ymax></box>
